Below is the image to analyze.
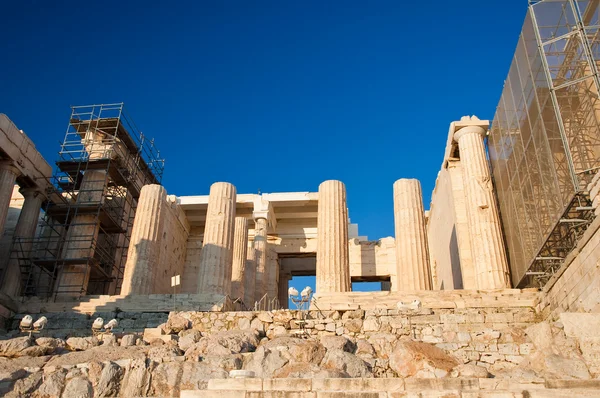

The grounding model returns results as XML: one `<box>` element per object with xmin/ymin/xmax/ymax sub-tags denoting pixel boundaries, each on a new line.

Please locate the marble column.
<box><xmin>266</xmin><ymin>249</ymin><xmax>279</xmax><ymax>300</ymax></box>
<box><xmin>253</xmin><ymin>216</ymin><xmax>268</xmax><ymax>299</ymax></box>
<box><xmin>316</xmin><ymin>180</ymin><xmax>351</xmax><ymax>293</ymax></box>
<box><xmin>393</xmin><ymin>179</ymin><xmax>432</xmax><ymax>291</ymax></box>
<box><xmin>231</xmin><ymin>216</ymin><xmax>248</xmax><ymax>299</ymax></box>
<box><xmin>198</xmin><ymin>182</ymin><xmax>236</xmax><ymax>295</ymax></box>
<box><xmin>0</xmin><ymin>162</ymin><xmax>20</xmax><ymax>237</ymax></box>
<box><xmin>243</xmin><ymin>245</ymin><xmax>256</xmax><ymax>306</ymax></box>
<box><xmin>121</xmin><ymin>184</ymin><xmax>166</xmax><ymax>295</ymax></box>
<box><xmin>0</xmin><ymin>188</ymin><xmax>45</xmax><ymax>297</ymax></box>
<box><xmin>455</xmin><ymin>125</ymin><xmax>510</xmax><ymax>289</ymax></box>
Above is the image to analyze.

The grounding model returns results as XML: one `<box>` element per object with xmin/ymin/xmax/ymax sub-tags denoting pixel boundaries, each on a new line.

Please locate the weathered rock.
<box><xmin>451</xmin><ymin>363</ymin><xmax>490</xmax><ymax>378</ymax></box>
<box><xmin>120</xmin><ymin>358</ymin><xmax>151</xmax><ymax>397</ymax></box>
<box><xmin>151</xmin><ymin>361</ymin><xmax>228</xmax><ymax>396</ymax></box>
<box><xmin>543</xmin><ymin>354</ymin><xmax>591</xmax><ymax>380</ymax></box>
<box><xmin>120</xmin><ymin>334</ymin><xmax>137</xmax><ymax>347</ymax></box>
<box><xmin>355</xmin><ymin>339</ymin><xmax>376</xmax><ymax>357</ymax></box>
<box><xmin>100</xmin><ymin>334</ymin><xmax>117</xmax><ymax>347</ymax></box>
<box><xmin>389</xmin><ymin>339</ymin><xmax>459</xmax><ymax>378</ymax></box>
<box><xmin>5</xmin><ymin>371</ymin><xmax>43</xmax><ymax>397</ymax></box>
<box><xmin>33</xmin><ymin>369</ymin><xmax>66</xmax><ymax>398</ymax></box>
<box><xmin>342</xmin><ymin>310</ymin><xmax>364</xmax><ymax>320</ymax></box>
<box><xmin>257</xmin><ymin>312</ymin><xmax>273</xmax><ymax>323</ymax></box>
<box><xmin>202</xmin><ymin>354</ymin><xmax>243</xmax><ymax>371</ymax></box>
<box><xmin>321</xmin><ymin>349</ymin><xmax>372</xmax><ymax>378</ymax></box>
<box><xmin>320</xmin><ymin>335</ymin><xmax>353</xmax><ymax>352</ymax></box>
<box><xmin>178</xmin><ymin>330</ymin><xmax>202</xmax><ymax>351</ymax></box>
<box><xmin>272</xmin><ymin>362</ymin><xmax>321</xmax><ymax>378</ymax></box>
<box><xmin>35</xmin><ymin>337</ymin><xmax>65</xmax><ymax>355</ymax></box>
<box><xmin>525</xmin><ymin>322</ymin><xmax>553</xmax><ymax>351</ymax></box>
<box><xmin>345</xmin><ymin>319</ymin><xmax>363</xmax><ymax>333</ymax></box>
<box><xmin>62</xmin><ymin>377</ymin><xmax>93</xmax><ymax>398</ymax></box>
<box><xmin>148</xmin><ymin>345</ymin><xmax>182</xmax><ymax>360</ymax></box>
<box><xmin>95</xmin><ymin>362</ymin><xmax>123</xmax><ymax>397</ymax></box>
<box><xmin>367</xmin><ymin>333</ymin><xmax>398</xmax><ymax>359</ymax></box>
<box><xmin>185</xmin><ymin>330</ymin><xmax>259</xmax><ymax>360</ymax></box>
<box><xmin>250</xmin><ymin>318</ymin><xmax>265</xmax><ymax>335</ymax></box>
<box><xmin>243</xmin><ymin>346</ymin><xmax>289</xmax><ymax>378</ymax></box>
<box><xmin>0</xmin><ymin>336</ymin><xmax>34</xmax><ymax>358</ymax></box>
<box><xmin>262</xmin><ymin>337</ymin><xmax>326</xmax><ymax>364</ymax></box>
<box><xmin>66</xmin><ymin>337</ymin><xmax>100</xmax><ymax>351</ymax></box>
<box><xmin>165</xmin><ymin>314</ymin><xmax>190</xmax><ymax>333</ymax></box>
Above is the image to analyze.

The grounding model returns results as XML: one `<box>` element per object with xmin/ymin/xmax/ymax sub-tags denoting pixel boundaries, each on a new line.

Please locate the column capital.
<box><xmin>252</xmin><ymin>196</ymin><xmax>276</xmax><ymax>230</ymax></box>
<box><xmin>454</xmin><ymin>125</ymin><xmax>487</xmax><ymax>142</ymax></box>
<box><xmin>0</xmin><ymin>161</ymin><xmax>21</xmax><ymax>176</ymax></box>
<box><xmin>19</xmin><ymin>187</ymin><xmax>46</xmax><ymax>201</ymax></box>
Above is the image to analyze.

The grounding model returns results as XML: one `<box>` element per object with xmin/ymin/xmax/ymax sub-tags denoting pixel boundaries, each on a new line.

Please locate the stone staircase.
<box><xmin>180</xmin><ymin>378</ymin><xmax>600</xmax><ymax>397</ymax></box>
<box><xmin>17</xmin><ymin>293</ymin><xmax>229</xmax><ymax>314</ymax></box>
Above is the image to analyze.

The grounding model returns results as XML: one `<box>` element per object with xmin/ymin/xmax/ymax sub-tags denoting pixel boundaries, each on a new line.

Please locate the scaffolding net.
<box><xmin>488</xmin><ymin>0</ymin><xmax>600</xmax><ymax>287</ymax></box>
<box><xmin>12</xmin><ymin>103</ymin><xmax>164</xmax><ymax>300</ymax></box>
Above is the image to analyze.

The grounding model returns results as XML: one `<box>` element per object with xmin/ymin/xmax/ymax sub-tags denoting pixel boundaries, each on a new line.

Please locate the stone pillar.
<box><xmin>266</xmin><ymin>249</ymin><xmax>279</xmax><ymax>300</ymax></box>
<box><xmin>121</xmin><ymin>184</ymin><xmax>166</xmax><ymax>295</ymax></box>
<box><xmin>58</xmin><ymin>170</ymin><xmax>107</xmax><ymax>296</ymax></box>
<box><xmin>278</xmin><ymin>272</ymin><xmax>291</xmax><ymax>309</ymax></box>
<box><xmin>231</xmin><ymin>216</ymin><xmax>248</xmax><ymax>299</ymax></box>
<box><xmin>0</xmin><ymin>163</ymin><xmax>20</xmax><ymax>237</ymax></box>
<box><xmin>316</xmin><ymin>180</ymin><xmax>351</xmax><ymax>293</ymax></box>
<box><xmin>393</xmin><ymin>179</ymin><xmax>432</xmax><ymax>291</ymax></box>
<box><xmin>243</xmin><ymin>245</ymin><xmax>256</xmax><ymax>306</ymax></box>
<box><xmin>0</xmin><ymin>188</ymin><xmax>45</xmax><ymax>297</ymax></box>
<box><xmin>455</xmin><ymin>124</ymin><xmax>510</xmax><ymax>289</ymax></box>
<box><xmin>253</xmin><ymin>217</ymin><xmax>268</xmax><ymax>299</ymax></box>
<box><xmin>198</xmin><ymin>182</ymin><xmax>236</xmax><ymax>295</ymax></box>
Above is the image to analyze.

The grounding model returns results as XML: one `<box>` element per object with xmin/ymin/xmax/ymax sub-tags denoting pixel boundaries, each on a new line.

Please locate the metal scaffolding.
<box><xmin>488</xmin><ymin>0</ymin><xmax>600</xmax><ymax>287</ymax></box>
<box><xmin>12</xmin><ymin>103</ymin><xmax>164</xmax><ymax>299</ymax></box>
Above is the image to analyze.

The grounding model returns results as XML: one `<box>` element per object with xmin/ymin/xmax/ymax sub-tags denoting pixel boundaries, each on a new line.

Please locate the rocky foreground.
<box><xmin>0</xmin><ymin>311</ymin><xmax>598</xmax><ymax>397</ymax></box>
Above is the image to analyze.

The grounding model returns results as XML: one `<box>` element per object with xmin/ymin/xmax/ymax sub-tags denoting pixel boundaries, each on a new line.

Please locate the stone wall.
<box><xmin>539</xmin><ymin>216</ymin><xmax>600</xmax><ymax>320</ymax></box>
<box><xmin>348</xmin><ymin>237</ymin><xmax>395</xmax><ymax>286</ymax></box>
<box><xmin>428</xmin><ymin>167</ymin><xmax>462</xmax><ymax>290</ymax></box>
<box><xmin>155</xmin><ymin>196</ymin><xmax>190</xmax><ymax>293</ymax></box>
<box><xmin>174</xmin><ymin>304</ymin><xmax>539</xmax><ymax>375</ymax></box>
<box><xmin>181</xmin><ymin>234</ymin><xmax>202</xmax><ymax>294</ymax></box>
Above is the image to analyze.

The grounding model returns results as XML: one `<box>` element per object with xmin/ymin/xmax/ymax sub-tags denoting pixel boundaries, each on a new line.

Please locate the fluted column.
<box><xmin>231</xmin><ymin>216</ymin><xmax>248</xmax><ymax>299</ymax></box>
<box><xmin>253</xmin><ymin>217</ymin><xmax>268</xmax><ymax>299</ymax></box>
<box><xmin>0</xmin><ymin>163</ymin><xmax>20</xmax><ymax>237</ymax></box>
<box><xmin>198</xmin><ymin>182</ymin><xmax>237</xmax><ymax>295</ymax></box>
<box><xmin>316</xmin><ymin>180</ymin><xmax>351</xmax><ymax>293</ymax></box>
<box><xmin>393</xmin><ymin>179</ymin><xmax>432</xmax><ymax>290</ymax></box>
<box><xmin>455</xmin><ymin>125</ymin><xmax>510</xmax><ymax>289</ymax></box>
<box><xmin>243</xmin><ymin>245</ymin><xmax>256</xmax><ymax>306</ymax></box>
<box><xmin>121</xmin><ymin>184</ymin><xmax>166</xmax><ymax>295</ymax></box>
<box><xmin>0</xmin><ymin>188</ymin><xmax>45</xmax><ymax>297</ymax></box>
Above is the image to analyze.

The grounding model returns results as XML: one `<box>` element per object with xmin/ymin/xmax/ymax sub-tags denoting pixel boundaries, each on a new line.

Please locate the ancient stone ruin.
<box><xmin>2</xmin><ymin>1</ymin><xmax>600</xmax><ymax>397</ymax></box>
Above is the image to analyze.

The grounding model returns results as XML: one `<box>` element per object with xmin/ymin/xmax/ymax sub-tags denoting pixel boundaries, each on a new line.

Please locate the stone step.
<box><xmin>181</xmin><ymin>389</ymin><xmax>599</xmax><ymax>398</ymax></box>
<box><xmin>181</xmin><ymin>378</ymin><xmax>600</xmax><ymax>397</ymax></box>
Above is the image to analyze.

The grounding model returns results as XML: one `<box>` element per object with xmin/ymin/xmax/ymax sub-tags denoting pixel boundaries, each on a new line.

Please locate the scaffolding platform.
<box><xmin>10</xmin><ymin>103</ymin><xmax>164</xmax><ymax>300</ymax></box>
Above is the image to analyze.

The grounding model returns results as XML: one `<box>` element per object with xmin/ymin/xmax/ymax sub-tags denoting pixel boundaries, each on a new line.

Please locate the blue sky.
<box><xmin>1</xmin><ymin>0</ymin><xmax>528</xmax><ymax>242</ymax></box>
